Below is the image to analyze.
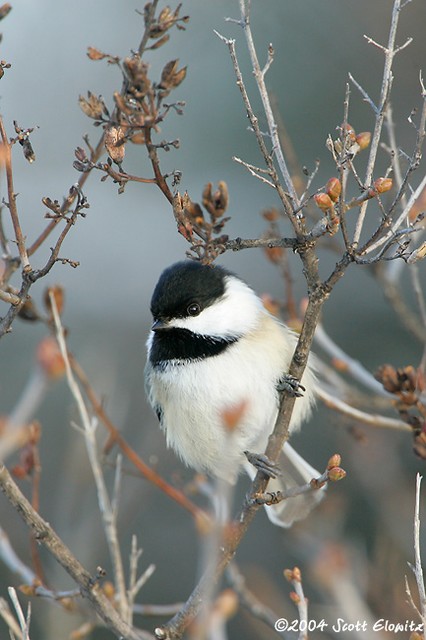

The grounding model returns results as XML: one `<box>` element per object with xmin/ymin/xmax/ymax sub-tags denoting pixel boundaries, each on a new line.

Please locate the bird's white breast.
<box><xmin>146</xmin><ymin>312</ymin><xmax>315</xmax><ymax>482</ymax></box>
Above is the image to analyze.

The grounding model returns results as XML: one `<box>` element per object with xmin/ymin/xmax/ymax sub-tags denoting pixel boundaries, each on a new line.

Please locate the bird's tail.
<box><xmin>243</xmin><ymin>443</ymin><xmax>325</xmax><ymax>527</ymax></box>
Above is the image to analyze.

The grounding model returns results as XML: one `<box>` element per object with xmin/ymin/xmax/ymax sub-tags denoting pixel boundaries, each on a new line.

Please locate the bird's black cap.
<box><xmin>150</xmin><ymin>261</ymin><xmax>229</xmax><ymax>321</ymax></box>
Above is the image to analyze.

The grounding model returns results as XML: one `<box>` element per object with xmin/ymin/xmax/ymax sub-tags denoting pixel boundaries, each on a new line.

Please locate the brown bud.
<box><xmin>194</xmin><ymin>509</ymin><xmax>214</xmax><ymax>536</ymax></box>
<box><xmin>327</xmin><ymin>467</ymin><xmax>346</xmax><ymax>482</ymax></box>
<box><xmin>289</xmin><ymin>591</ymin><xmax>301</xmax><ymax>604</ymax></box>
<box><xmin>326</xmin><ymin>178</ymin><xmax>341</xmax><ymax>203</ymax></box>
<box><xmin>104</xmin><ymin>126</ymin><xmax>126</xmax><ymax>165</ymax></box>
<box><xmin>18</xmin><ymin>584</ymin><xmax>37</xmax><ymax>597</ymax></box>
<box><xmin>413</xmin><ymin>428</ymin><xmax>426</xmax><ymax>460</ymax></box>
<box><xmin>341</xmin><ymin>123</ymin><xmax>356</xmax><ymax>142</ymax></box>
<box><xmin>283</xmin><ymin>568</ymin><xmax>293</xmax><ymax>582</ymax></box>
<box><xmin>264</xmin><ymin>244</ymin><xmax>284</xmax><ymax>265</ymax></box>
<box><xmin>202</xmin><ymin>181</ymin><xmax>229</xmax><ymax>219</ymax></box>
<box><xmin>408</xmin><ymin>185</ymin><xmax>426</xmax><ymax>223</ymax></box>
<box><xmin>18</xmin><ymin>297</ymin><xmax>40</xmax><ymax>322</ymax></box>
<box><xmin>375</xmin><ymin>364</ymin><xmax>399</xmax><ymax>393</ymax></box>
<box><xmin>314</xmin><ymin>193</ymin><xmax>334</xmax><ymax>212</ymax></box>
<box><xmin>261</xmin><ymin>294</ymin><xmax>280</xmax><ymax>318</ymax></box>
<box><xmin>221</xmin><ymin>400</ymin><xmax>248</xmax><ymax>432</ymax></box>
<box><xmin>213</xmin><ymin>589</ymin><xmax>239</xmax><ymax>620</ymax></box>
<box><xmin>102</xmin><ymin>581</ymin><xmax>115</xmax><ymax>600</ymax></box>
<box><xmin>44</xmin><ymin>285</ymin><xmax>65</xmax><ymax>318</ymax></box>
<box><xmin>331</xmin><ymin>357</ymin><xmax>349</xmax><ymax>372</ymax></box>
<box><xmin>0</xmin><ymin>4</ymin><xmax>11</xmax><ymax>20</ymax></box>
<box><xmin>373</xmin><ymin>177</ymin><xmax>393</xmax><ymax>194</ymax></box>
<box><xmin>356</xmin><ymin>131</ymin><xmax>371</xmax><ymax>150</ymax></box>
<box><xmin>327</xmin><ymin>453</ymin><xmax>341</xmax><ymax>470</ymax></box>
<box><xmin>36</xmin><ymin>337</ymin><xmax>65</xmax><ymax>380</ymax></box>
<box><xmin>262</xmin><ymin>207</ymin><xmax>280</xmax><ymax>222</ymax></box>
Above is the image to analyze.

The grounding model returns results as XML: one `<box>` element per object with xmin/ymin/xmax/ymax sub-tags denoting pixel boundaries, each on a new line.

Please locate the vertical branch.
<box><xmin>214</xmin><ymin>31</ymin><xmax>299</xmax><ymax>232</ymax></box>
<box><xmin>0</xmin><ymin>117</ymin><xmax>31</xmax><ymax>272</ymax></box>
<box><xmin>352</xmin><ymin>0</ymin><xmax>402</xmax><ymax>246</ymax></box>
<box><xmin>412</xmin><ymin>474</ymin><xmax>426</xmax><ymax>636</ymax></box>
<box><xmin>0</xmin><ymin>464</ymin><xmax>152</xmax><ymax>640</ymax></box>
<box><xmin>7</xmin><ymin>587</ymin><xmax>31</xmax><ymax>640</ymax></box>
<box><xmin>49</xmin><ymin>292</ymin><xmax>129</xmax><ymax>622</ymax></box>
<box><xmin>238</xmin><ymin>0</ymin><xmax>300</xmax><ymax>208</ymax></box>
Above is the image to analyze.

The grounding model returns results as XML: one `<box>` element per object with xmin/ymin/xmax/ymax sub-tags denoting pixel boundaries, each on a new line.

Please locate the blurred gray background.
<box><xmin>0</xmin><ymin>1</ymin><xmax>425</xmax><ymax>639</ymax></box>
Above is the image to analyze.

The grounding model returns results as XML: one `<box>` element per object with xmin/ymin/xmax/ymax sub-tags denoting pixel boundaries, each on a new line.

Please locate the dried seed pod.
<box><xmin>159</xmin><ymin>59</ymin><xmax>187</xmax><ymax>93</ymax></box>
<box><xmin>87</xmin><ymin>46</ymin><xmax>108</xmax><ymax>61</ymax></box>
<box><xmin>104</xmin><ymin>126</ymin><xmax>126</xmax><ymax>165</ymax></box>
<box><xmin>78</xmin><ymin>91</ymin><xmax>104</xmax><ymax>119</ymax></box>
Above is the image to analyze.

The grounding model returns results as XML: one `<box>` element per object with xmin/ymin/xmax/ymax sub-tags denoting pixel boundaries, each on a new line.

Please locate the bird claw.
<box><xmin>277</xmin><ymin>374</ymin><xmax>305</xmax><ymax>397</ymax></box>
<box><xmin>244</xmin><ymin>451</ymin><xmax>282</xmax><ymax>479</ymax></box>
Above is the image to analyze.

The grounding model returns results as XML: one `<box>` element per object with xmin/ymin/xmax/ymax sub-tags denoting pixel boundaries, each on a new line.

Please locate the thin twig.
<box><xmin>8</xmin><ymin>587</ymin><xmax>31</xmax><ymax>640</ymax></box>
<box><xmin>0</xmin><ymin>465</ymin><xmax>152</xmax><ymax>640</ymax></box>
<box><xmin>353</xmin><ymin>0</ymin><xmax>403</xmax><ymax>246</ymax></box>
<box><xmin>235</xmin><ymin>0</ymin><xmax>300</xmax><ymax>207</ymax></box>
<box><xmin>318</xmin><ymin>387</ymin><xmax>411</xmax><ymax>432</ymax></box>
<box><xmin>214</xmin><ymin>29</ymin><xmax>298</xmax><ymax>228</ymax></box>
<box><xmin>69</xmin><ymin>355</ymin><xmax>207</xmax><ymax>522</ymax></box>
<box><xmin>314</xmin><ymin>324</ymin><xmax>391</xmax><ymax>396</ymax></box>
<box><xmin>49</xmin><ymin>292</ymin><xmax>129</xmax><ymax>622</ymax></box>
<box><xmin>410</xmin><ymin>474</ymin><xmax>426</xmax><ymax>637</ymax></box>
<box><xmin>0</xmin><ymin>117</ymin><xmax>31</xmax><ymax>272</ymax></box>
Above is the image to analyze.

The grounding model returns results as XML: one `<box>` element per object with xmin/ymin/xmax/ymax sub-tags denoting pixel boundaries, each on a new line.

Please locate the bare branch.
<box><xmin>318</xmin><ymin>387</ymin><xmax>411</xmax><ymax>432</ymax></box>
<box><xmin>353</xmin><ymin>0</ymin><xmax>404</xmax><ymax>246</ymax></box>
<box><xmin>410</xmin><ymin>474</ymin><xmax>426</xmax><ymax>635</ymax></box>
<box><xmin>49</xmin><ymin>291</ymin><xmax>129</xmax><ymax>621</ymax></box>
<box><xmin>0</xmin><ymin>465</ymin><xmax>153</xmax><ymax>640</ymax></box>
<box><xmin>0</xmin><ymin>117</ymin><xmax>31</xmax><ymax>273</ymax></box>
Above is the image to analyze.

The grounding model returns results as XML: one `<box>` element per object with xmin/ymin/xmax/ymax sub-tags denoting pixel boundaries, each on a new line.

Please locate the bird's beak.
<box><xmin>151</xmin><ymin>318</ymin><xmax>170</xmax><ymax>332</ymax></box>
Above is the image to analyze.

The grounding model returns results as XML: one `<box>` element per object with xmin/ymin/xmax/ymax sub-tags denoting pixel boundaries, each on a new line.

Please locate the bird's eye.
<box><xmin>187</xmin><ymin>302</ymin><xmax>201</xmax><ymax>317</ymax></box>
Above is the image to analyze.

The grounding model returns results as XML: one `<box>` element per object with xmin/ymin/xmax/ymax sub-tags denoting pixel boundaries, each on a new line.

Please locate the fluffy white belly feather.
<box><xmin>146</xmin><ymin>313</ymin><xmax>315</xmax><ymax>482</ymax></box>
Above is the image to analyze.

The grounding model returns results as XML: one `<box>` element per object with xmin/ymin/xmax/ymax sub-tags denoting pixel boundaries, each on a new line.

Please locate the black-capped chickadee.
<box><xmin>145</xmin><ymin>261</ymin><xmax>324</xmax><ymax>527</ymax></box>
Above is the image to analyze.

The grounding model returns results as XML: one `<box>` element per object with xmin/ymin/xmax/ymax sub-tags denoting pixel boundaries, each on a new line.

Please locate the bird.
<box><xmin>145</xmin><ymin>260</ymin><xmax>324</xmax><ymax>527</ymax></box>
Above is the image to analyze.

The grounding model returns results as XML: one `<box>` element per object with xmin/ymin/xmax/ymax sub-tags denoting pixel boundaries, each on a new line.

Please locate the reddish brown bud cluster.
<box><xmin>173</xmin><ymin>183</ymin><xmax>231</xmax><ymax>262</ymax></box>
<box><xmin>375</xmin><ymin>364</ymin><xmax>421</xmax><ymax>399</ymax></box>
<box><xmin>336</xmin><ymin>123</ymin><xmax>371</xmax><ymax>156</ymax></box>
<box><xmin>326</xmin><ymin>453</ymin><xmax>346</xmax><ymax>482</ymax></box>
<box><xmin>11</xmin><ymin>422</ymin><xmax>41</xmax><ymax>479</ymax></box>
<box><xmin>375</xmin><ymin>364</ymin><xmax>426</xmax><ymax>459</ymax></box>
<box><xmin>326</xmin><ymin>177</ymin><xmax>341</xmax><ymax>203</ymax></box>
<box><xmin>314</xmin><ymin>181</ymin><xmax>341</xmax><ymax>236</ymax></box>
<box><xmin>146</xmin><ymin>4</ymin><xmax>189</xmax><ymax>41</ymax></box>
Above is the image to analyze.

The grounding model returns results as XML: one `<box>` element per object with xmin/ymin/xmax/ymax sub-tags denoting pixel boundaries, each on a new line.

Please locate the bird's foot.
<box><xmin>277</xmin><ymin>374</ymin><xmax>305</xmax><ymax>397</ymax></box>
<box><xmin>244</xmin><ymin>451</ymin><xmax>281</xmax><ymax>479</ymax></box>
